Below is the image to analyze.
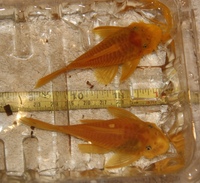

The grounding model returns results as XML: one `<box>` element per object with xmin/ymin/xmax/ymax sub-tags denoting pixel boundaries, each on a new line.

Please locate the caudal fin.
<box><xmin>20</xmin><ymin>117</ymin><xmax>63</xmax><ymax>133</ymax></box>
<box><xmin>35</xmin><ymin>67</ymin><xmax>68</xmax><ymax>88</ymax></box>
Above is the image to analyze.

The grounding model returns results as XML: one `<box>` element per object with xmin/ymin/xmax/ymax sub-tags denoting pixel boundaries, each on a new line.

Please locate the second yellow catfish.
<box><xmin>35</xmin><ymin>22</ymin><xmax>162</xmax><ymax>88</ymax></box>
<box><xmin>20</xmin><ymin>107</ymin><xmax>169</xmax><ymax>168</ymax></box>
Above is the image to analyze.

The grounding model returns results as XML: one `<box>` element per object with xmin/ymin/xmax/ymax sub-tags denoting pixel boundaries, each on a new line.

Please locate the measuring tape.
<box><xmin>0</xmin><ymin>88</ymin><xmax>198</xmax><ymax>112</ymax></box>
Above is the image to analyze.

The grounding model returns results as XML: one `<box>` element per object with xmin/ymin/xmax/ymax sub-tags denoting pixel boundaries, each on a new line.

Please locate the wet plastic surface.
<box><xmin>0</xmin><ymin>0</ymin><xmax>199</xmax><ymax>182</ymax></box>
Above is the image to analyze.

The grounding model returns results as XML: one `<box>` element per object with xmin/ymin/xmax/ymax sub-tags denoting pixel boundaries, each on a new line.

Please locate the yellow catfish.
<box><xmin>20</xmin><ymin>107</ymin><xmax>169</xmax><ymax>168</ymax></box>
<box><xmin>35</xmin><ymin>22</ymin><xmax>162</xmax><ymax>88</ymax></box>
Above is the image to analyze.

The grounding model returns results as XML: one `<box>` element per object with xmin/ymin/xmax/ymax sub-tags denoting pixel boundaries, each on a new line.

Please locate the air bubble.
<box><xmin>194</xmin><ymin>79</ymin><xmax>199</xmax><ymax>84</ymax></box>
<box><xmin>189</xmin><ymin>72</ymin><xmax>194</xmax><ymax>78</ymax></box>
<box><xmin>149</xmin><ymin>77</ymin><xmax>154</xmax><ymax>82</ymax></box>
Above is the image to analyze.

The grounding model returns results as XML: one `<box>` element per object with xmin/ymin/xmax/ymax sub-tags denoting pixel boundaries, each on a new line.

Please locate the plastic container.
<box><xmin>0</xmin><ymin>0</ymin><xmax>199</xmax><ymax>182</ymax></box>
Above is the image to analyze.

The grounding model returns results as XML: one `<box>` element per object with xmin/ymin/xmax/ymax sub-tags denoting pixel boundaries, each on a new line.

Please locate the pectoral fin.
<box><xmin>78</xmin><ymin>144</ymin><xmax>110</xmax><ymax>154</ymax></box>
<box><xmin>93</xmin><ymin>26</ymin><xmax>123</xmax><ymax>39</ymax></box>
<box><xmin>94</xmin><ymin>65</ymin><xmax>118</xmax><ymax>85</ymax></box>
<box><xmin>105</xmin><ymin>153</ymin><xmax>139</xmax><ymax>169</ymax></box>
<box><xmin>120</xmin><ymin>59</ymin><xmax>140</xmax><ymax>82</ymax></box>
<box><xmin>107</xmin><ymin>106</ymin><xmax>142</xmax><ymax>121</ymax></box>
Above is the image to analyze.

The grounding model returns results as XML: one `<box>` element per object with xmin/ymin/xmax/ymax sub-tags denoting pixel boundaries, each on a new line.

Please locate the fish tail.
<box><xmin>35</xmin><ymin>67</ymin><xmax>68</xmax><ymax>89</ymax></box>
<box><xmin>20</xmin><ymin>117</ymin><xmax>67</xmax><ymax>134</ymax></box>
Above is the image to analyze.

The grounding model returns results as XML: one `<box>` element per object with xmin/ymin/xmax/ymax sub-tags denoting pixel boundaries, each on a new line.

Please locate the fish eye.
<box><xmin>143</xmin><ymin>44</ymin><xmax>148</xmax><ymax>48</ymax></box>
<box><xmin>146</xmin><ymin>145</ymin><xmax>152</xmax><ymax>151</ymax></box>
<box><xmin>133</xmin><ymin>26</ymin><xmax>138</xmax><ymax>31</ymax></box>
<box><xmin>148</xmin><ymin>124</ymin><xmax>153</xmax><ymax>128</ymax></box>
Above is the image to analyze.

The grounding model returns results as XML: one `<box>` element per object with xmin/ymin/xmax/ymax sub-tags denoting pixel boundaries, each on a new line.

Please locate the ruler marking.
<box><xmin>0</xmin><ymin>88</ymin><xmax>185</xmax><ymax>112</ymax></box>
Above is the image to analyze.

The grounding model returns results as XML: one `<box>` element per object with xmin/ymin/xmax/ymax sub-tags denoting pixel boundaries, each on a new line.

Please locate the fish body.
<box><xmin>20</xmin><ymin>107</ymin><xmax>169</xmax><ymax>168</ymax></box>
<box><xmin>35</xmin><ymin>22</ymin><xmax>162</xmax><ymax>88</ymax></box>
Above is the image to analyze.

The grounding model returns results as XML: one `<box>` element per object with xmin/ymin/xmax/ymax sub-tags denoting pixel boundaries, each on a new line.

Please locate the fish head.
<box><xmin>128</xmin><ymin>22</ymin><xmax>162</xmax><ymax>56</ymax></box>
<box><xmin>141</xmin><ymin>122</ymin><xmax>169</xmax><ymax>159</ymax></box>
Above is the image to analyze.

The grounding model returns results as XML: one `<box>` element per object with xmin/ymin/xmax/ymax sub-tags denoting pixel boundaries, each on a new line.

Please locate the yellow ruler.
<box><xmin>0</xmin><ymin>88</ymin><xmax>197</xmax><ymax>112</ymax></box>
